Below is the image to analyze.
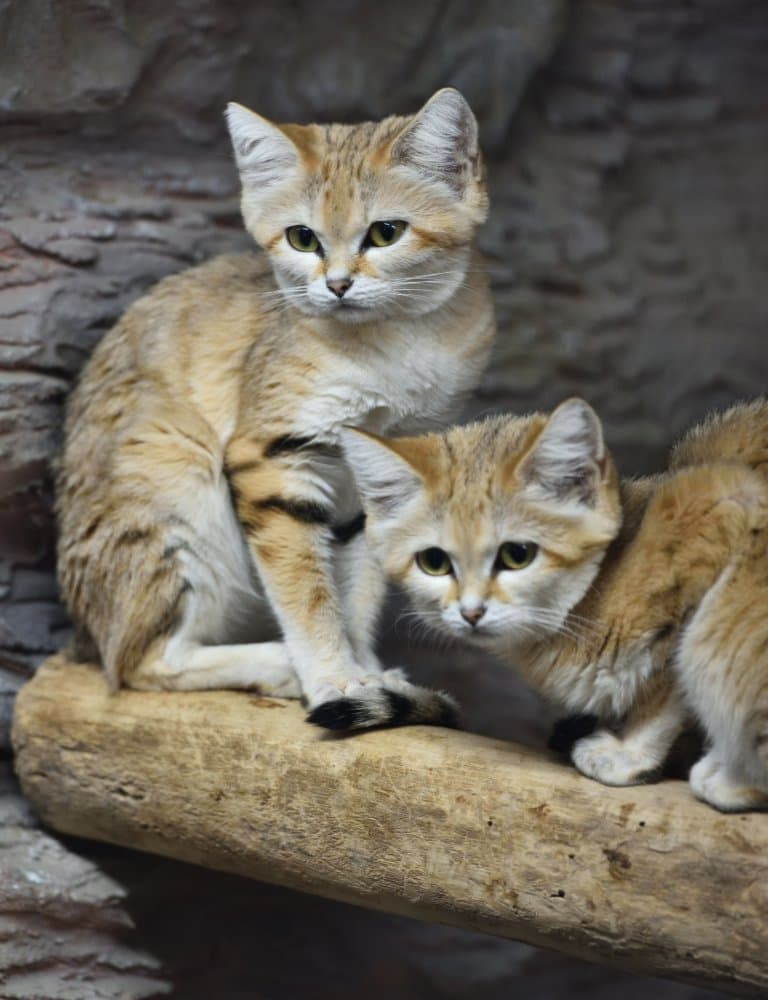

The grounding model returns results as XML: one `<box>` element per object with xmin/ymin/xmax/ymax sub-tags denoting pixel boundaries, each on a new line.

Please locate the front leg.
<box><xmin>227</xmin><ymin>434</ymin><xmax>456</xmax><ymax>730</ymax></box>
<box><xmin>228</xmin><ymin>439</ymin><xmax>368</xmax><ymax>707</ymax></box>
<box><xmin>571</xmin><ymin>677</ymin><xmax>686</xmax><ymax>786</ymax></box>
<box><xmin>332</xmin><ymin>524</ymin><xmax>387</xmax><ymax>673</ymax></box>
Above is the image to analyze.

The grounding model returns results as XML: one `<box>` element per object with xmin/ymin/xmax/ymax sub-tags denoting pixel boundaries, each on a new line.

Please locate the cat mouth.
<box><xmin>336</xmin><ymin>300</ymin><xmax>369</xmax><ymax>312</ymax></box>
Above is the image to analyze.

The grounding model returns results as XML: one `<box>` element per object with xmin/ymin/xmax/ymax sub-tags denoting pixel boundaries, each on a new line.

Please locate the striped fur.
<box><xmin>345</xmin><ymin>398</ymin><xmax>768</xmax><ymax>809</ymax></box>
<box><xmin>57</xmin><ymin>89</ymin><xmax>494</xmax><ymax>730</ymax></box>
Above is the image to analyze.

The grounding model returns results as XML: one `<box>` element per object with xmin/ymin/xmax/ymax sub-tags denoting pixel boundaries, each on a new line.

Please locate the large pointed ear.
<box><xmin>390</xmin><ymin>88</ymin><xmax>481</xmax><ymax>196</ymax></box>
<box><xmin>517</xmin><ymin>399</ymin><xmax>606</xmax><ymax>507</ymax></box>
<box><xmin>225</xmin><ymin>102</ymin><xmax>299</xmax><ymax>189</ymax></box>
<box><xmin>340</xmin><ymin>428</ymin><xmax>428</xmax><ymax>519</ymax></box>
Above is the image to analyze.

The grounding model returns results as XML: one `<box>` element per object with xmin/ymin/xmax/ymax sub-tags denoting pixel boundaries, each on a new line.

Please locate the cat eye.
<box><xmin>415</xmin><ymin>547</ymin><xmax>453</xmax><ymax>577</ymax></box>
<box><xmin>366</xmin><ymin>220</ymin><xmax>407</xmax><ymax>248</ymax></box>
<box><xmin>496</xmin><ymin>542</ymin><xmax>539</xmax><ymax>571</ymax></box>
<box><xmin>286</xmin><ymin>225</ymin><xmax>321</xmax><ymax>253</ymax></box>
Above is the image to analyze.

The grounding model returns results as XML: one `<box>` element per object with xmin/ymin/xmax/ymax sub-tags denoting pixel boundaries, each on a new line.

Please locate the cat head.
<box><xmin>225</xmin><ymin>89</ymin><xmax>486</xmax><ymax>323</ymax></box>
<box><xmin>341</xmin><ymin>399</ymin><xmax>621</xmax><ymax>648</ymax></box>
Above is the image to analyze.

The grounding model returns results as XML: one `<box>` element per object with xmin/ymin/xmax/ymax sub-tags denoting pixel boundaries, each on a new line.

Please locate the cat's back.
<box><xmin>669</xmin><ymin>398</ymin><xmax>768</xmax><ymax>477</ymax></box>
<box><xmin>64</xmin><ymin>252</ymin><xmax>277</xmax><ymax>442</ymax></box>
<box><xmin>73</xmin><ymin>251</ymin><xmax>273</xmax><ymax>390</ymax></box>
<box><xmin>58</xmin><ymin>252</ymin><xmax>280</xmax><ymax>534</ymax></box>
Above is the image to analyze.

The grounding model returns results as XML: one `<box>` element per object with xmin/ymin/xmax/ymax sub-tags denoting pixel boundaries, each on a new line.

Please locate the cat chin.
<box><xmin>331</xmin><ymin>304</ymin><xmax>382</xmax><ymax>324</ymax></box>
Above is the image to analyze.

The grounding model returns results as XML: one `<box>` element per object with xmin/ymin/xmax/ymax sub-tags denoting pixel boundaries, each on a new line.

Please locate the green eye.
<box><xmin>416</xmin><ymin>547</ymin><xmax>452</xmax><ymax>576</ymax></box>
<box><xmin>367</xmin><ymin>220</ymin><xmax>407</xmax><ymax>248</ymax></box>
<box><xmin>286</xmin><ymin>225</ymin><xmax>320</xmax><ymax>253</ymax></box>
<box><xmin>497</xmin><ymin>542</ymin><xmax>539</xmax><ymax>571</ymax></box>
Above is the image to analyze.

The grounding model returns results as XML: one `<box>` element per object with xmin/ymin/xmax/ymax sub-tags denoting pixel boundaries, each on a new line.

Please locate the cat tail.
<box><xmin>307</xmin><ymin>669</ymin><xmax>459</xmax><ymax>732</ymax></box>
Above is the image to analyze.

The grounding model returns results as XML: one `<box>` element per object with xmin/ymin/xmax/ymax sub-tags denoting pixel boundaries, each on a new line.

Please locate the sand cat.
<box><xmin>57</xmin><ymin>88</ymin><xmax>494</xmax><ymax>730</ymax></box>
<box><xmin>343</xmin><ymin>398</ymin><xmax>768</xmax><ymax>809</ymax></box>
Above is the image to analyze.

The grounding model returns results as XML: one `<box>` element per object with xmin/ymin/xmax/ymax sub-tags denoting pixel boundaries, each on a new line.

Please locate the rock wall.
<box><xmin>0</xmin><ymin>0</ymin><xmax>766</xmax><ymax>996</ymax></box>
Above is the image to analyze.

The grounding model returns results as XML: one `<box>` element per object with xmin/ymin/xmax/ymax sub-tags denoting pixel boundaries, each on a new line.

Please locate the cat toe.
<box><xmin>571</xmin><ymin>731</ymin><xmax>662</xmax><ymax>786</ymax></box>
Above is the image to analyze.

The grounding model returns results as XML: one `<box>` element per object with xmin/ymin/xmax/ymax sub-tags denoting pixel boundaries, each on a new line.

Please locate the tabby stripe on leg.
<box><xmin>264</xmin><ymin>435</ymin><xmax>342</xmax><ymax>460</ymax></box>
<box><xmin>264</xmin><ymin>435</ymin><xmax>316</xmax><ymax>457</ymax></box>
<box><xmin>253</xmin><ymin>496</ymin><xmax>332</xmax><ymax>525</ymax></box>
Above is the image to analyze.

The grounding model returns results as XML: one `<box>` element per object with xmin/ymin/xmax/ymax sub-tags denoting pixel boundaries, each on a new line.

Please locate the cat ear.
<box><xmin>518</xmin><ymin>399</ymin><xmax>606</xmax><ymax>507</ymax></box>
<box><xmin>390</xmin><ymin>88</ymin><xmax>480</xmax><ymax>194</ymax></box>
<box><xmin>340</xmin><ymin>428</ymin><xmax>426</xmax><ymax>519</ymax></box>
<box><xmin>225</xmin><ymin>102</ymin><xmax>299</xmax><ymax>189</ymax></box>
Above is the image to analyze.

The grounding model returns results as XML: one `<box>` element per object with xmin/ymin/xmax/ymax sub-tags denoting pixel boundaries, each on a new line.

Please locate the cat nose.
<box><xmin>460</xmin><ymin>605</ymin><xmax>486</xmax><ymax>627</ymax></box>
<box><xmin>326</xmin><ymin>277</ymin><xmax>353</xmax><ymax>298</ymax></box>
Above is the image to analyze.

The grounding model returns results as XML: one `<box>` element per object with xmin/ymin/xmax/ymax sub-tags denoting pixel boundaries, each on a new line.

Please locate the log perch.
<box><xmin>11</xmin><ymin>656</ymin><xmax>768</xmax><ymax>996</ymax></box>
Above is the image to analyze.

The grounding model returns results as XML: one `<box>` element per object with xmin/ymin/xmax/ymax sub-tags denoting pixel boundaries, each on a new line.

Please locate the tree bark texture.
<box><xmin>12</xmin><ymin>657</ymin><xmax>768</xmax><ymax>997</ymax></box>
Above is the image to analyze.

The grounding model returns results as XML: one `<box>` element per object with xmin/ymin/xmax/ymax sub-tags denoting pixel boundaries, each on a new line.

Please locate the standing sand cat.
<box><xmin>57</xmin><ymin>88</ymin><xmax>494</xmax><ymax>729</ymax></box>
<box><xmin>342</xmin><ymin>398</ymin><xmax>768</xmax><ymax>809</ymax></box>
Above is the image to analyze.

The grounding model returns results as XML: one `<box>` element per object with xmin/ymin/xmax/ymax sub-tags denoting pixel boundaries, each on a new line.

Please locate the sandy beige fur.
<box><xmin>57</xmin><ymin>89</ymin><xmax>494</xmax><ymax>728</ymax></box>
<box><xmin>344</xmin><ymin>398</ymin><xmax>768</xmax><ymax>810</ymax></box>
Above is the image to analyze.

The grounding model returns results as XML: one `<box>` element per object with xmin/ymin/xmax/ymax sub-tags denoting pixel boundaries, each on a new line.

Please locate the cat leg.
<box><xmin>226</xmin><ymin>433</ymin><xmax>385</xmax><ymax>710</ymax></box>
<box><xmin>227</xmin><ymin>435</ymin><xmax>457</xmax><ymax>730</ymax></box>
<box><xmin>116</xmin><ymin>525</ymin><xmax>300</xmax><ymax>695</ymax></box>
<box><xmin>332</xmin><ymin>526</ymin><xmax>386</xmax><ymax>673</ymax></box>
<box><xmin>571</xmin><ymin>680</ymin><xmax>685</xmax><ymax>786</ymax></box>
<box><xmin>310</xmin><ymin>526</ymin><xmax>458</xmax><ymax>731</ymax></box>
<box><xmin>129</xmin><ymin>638</ymin><xmax>300</xmax><ymax>695</ymax></box>
<box><xmin>675</xmin><ymin>558</ymin><xmax>768</xmax><ymax>811</ymax></box>
<box><xmin>87</xmin><ymin>446</ymin><xmax>301</xmax><ymax>695</ymax></box>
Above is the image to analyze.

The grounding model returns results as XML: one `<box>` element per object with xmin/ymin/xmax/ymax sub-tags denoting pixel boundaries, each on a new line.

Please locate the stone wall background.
<box><xmin>0</xmin><ymin>0</ymin><xmax>765</xmax><ymax>996</ymax></box>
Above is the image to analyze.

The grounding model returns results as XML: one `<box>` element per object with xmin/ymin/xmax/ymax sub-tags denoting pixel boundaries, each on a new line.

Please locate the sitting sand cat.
<box><xmin>342</xmin><ymin>398</ymin><xmax>768</xmax><ymax>810</ymax></box>
<box><xmin>57</xmin><ymin>89</ymin><xmax>494</xmax><ymax>730</ymax></box>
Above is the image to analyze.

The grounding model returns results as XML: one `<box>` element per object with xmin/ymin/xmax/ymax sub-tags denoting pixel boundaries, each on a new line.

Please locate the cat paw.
<box><xmin>307</xmin><ymin>672</ymin><xmax>383</xmax><ymax>709</ymax></box>
<box><xmin>571</xmin><ymin>730</ymin><xmax>663</xmax><ymax>786</ymax></box>
<box><xmin>689</xmin><ymin>754</ymin><xmax>768</xmax><ymax>812</ymax></box>
<box><xmin>268</xmin><ymin>673</ymin><xmax>303</xmax><ymax>699</ymax></box>
<box><xmin>306</xmin><ymin>669</ymin><xmax>458</xmax><ymax>732</ymax></box>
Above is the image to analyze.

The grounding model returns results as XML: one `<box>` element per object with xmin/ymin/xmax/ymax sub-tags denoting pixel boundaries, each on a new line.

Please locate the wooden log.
<box><xmin>12</xmin><ymin>656</ymin><xmax>768</xmax><ymax>997</ymax></box>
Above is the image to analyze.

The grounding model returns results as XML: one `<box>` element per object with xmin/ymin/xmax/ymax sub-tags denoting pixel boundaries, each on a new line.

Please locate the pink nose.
<box><xmin>461</xmin><ymin>606</ymin><xmax>486</xmax><ymax>626</ymax></box>
<box><xmin>327</xmin><ymin>278</ymin><xmax>352</xmax><ymax>298</ymax></box>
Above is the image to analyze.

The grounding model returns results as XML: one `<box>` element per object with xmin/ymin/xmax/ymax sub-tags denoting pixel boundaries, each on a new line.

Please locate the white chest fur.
<box><xmin>295</xmin><ymin>323</ymin><xmax>486</xmax><ymax>440</ymax></box>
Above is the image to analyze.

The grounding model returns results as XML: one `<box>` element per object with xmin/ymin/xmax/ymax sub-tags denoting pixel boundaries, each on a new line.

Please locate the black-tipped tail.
<box><xmin>307</xmin><ymin>683</ymin><xmax>459</xmax><ymax>733</ymax></box>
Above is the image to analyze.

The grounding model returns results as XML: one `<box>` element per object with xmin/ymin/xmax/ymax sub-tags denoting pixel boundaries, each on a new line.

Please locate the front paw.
<box><xmin>571</xmin><ymin>730</ymin><xmax>663</xmax><ymax>786</ymax></box>
<box><xmin>306</xmin><ymin>668</ymin><xmax>458</xmax><ymax>732</ymax></box>
<box><xmin>689</xmin><ymin>753</ymin><xmax>768</xmax><ymax>813</ymax></box>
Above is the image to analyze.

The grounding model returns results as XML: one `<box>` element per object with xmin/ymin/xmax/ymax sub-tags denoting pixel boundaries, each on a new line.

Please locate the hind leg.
<box><xmin>124</xmin><ymin>505</ymin><xmax>301</xmax><ymax>695</ymax></box>
<box><xmin>130</xmin><ymin>637</ymin><xmax>300</xmax><ymax>695</ymax></box>
<box><xmin>103</xmin><ymin>466</ymin><xmax>300</xmax><ymax>695</ymax></box>
<box><xmin>675</xmin><ymin>559</ymin><xmax>768</xmax><ymax>811</ymax></box>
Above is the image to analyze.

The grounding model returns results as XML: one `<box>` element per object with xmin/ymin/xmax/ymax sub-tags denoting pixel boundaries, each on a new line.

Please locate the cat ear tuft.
<box><xmin>519</xmin><ymin>399</ymin><xmax>606</xmax><ymax>507</ymax></box>
<box><xmin>340</xmin><ymin>428</ymin><xmax>424</xmax><ymax>519</ymax></box>
<box><xmin>390</xmin><ymin>88</ymin><xmax>480</xmax><ymax>194</ymax></box>
<box><xmin>225</xmin><ymin>102</ymin><xmax>298</xmax><ymax>188</ymax></box>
